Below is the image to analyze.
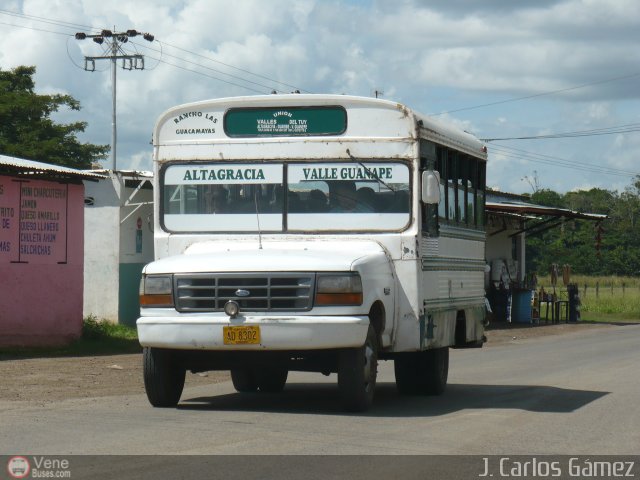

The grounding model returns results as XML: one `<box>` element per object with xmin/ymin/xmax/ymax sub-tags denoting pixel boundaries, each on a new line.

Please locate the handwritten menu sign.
<box><xmin>0</xmin><ymin>177</ymin><xmax>68</xmax><ymax>264</ymax></box>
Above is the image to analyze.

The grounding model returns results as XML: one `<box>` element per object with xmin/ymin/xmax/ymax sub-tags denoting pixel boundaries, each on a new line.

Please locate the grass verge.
<box><xmin>0</xmin><ymin>316</ymin><xmax>141</xmax><ymax>359</ymax></box>
<box><xmin>579</xmin><ymin>312</ymin><xmax>640</xmax><ymax>324</ymax></box>
<box><xmin>536</xmin><ymin>275</ymin><xmax>640</xmax><ymax>323</ymax></box>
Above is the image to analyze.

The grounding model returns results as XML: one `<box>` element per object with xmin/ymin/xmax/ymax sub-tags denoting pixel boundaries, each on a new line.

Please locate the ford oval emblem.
<box><xmin>235</xmin><ymin>289</ymin><xmax>251</xmax><ymax>297</ymax></box>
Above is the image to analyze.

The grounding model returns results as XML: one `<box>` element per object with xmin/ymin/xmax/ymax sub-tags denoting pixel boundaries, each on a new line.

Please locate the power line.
<box><xmin>482</xmin><ymin>122</ymin><xmax>640</xmax><ymax>142</ymax></box>
<box><xmin>155</xmin><ymin>39</ymin><xmax>311</xmax><ymax>94</ymax></box>
<box><xmin>0</xmin><ymin>9</ymin><xmax>97</xmax><ymax>32</ymax></box>
<box><xmin>147</xmin><ymin>55</ymin><xmax>267</xmax><ymax>95</ymax></box>
<box><xmin>0</xmin><ymin>19</ymin><xmax>71</xmax><ymax>36</ymax></box>
<box><xmin>490</xmin><ymin>144</ymin><xmax>625</xmax><ymax>176</ymax></box>
<box><xmin>1</xmin><ymin>9</ymin><xmax>308</xmax><ymax>95</ymax></box>
<box><xmin>430</xmin><ymin>71</ymin><xmax>640</xmax><ymax>116</ymax></box>
<box><xmin>132</xmin><ymin>40</ymin><xmax>288</xmax><ymax>94</ymax></box>
<box><xmin>489</xmin><ymin>142</ymin><xmax>640</xmax><ymax>178</ymax></box>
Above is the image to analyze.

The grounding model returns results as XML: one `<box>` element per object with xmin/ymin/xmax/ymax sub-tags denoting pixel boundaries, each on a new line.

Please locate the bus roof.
<box><xmin>154</xmin><ymin>94</ymin><xmax>486</xmax><ymax>160</ymax></box>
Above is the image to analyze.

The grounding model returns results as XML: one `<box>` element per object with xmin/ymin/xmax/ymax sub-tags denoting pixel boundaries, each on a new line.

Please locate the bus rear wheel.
<box><xmin>257</xmin><ymin>368</ymin><xmax>288</xmax><ymax>393</ymax></box>
<box><xmin>231</xmin><ymin>368</ymin><xmax>288</xmax><ymax>393</ymax></box>
<box><xmin>231</xmin><ymin>369</ymin><xmax>258</xmax><ymax>392</ymax></box>
<box><xmin>394</xmin><ymin>347</ymin><xmax>449</xmax><ymax>395</ymax></box>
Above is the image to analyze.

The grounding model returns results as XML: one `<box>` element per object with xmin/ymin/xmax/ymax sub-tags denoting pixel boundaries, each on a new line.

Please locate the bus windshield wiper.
<box><xmin>346</xmin><ymin>148</ymin><xmax>396</xmax><ymax>192</ymax></box>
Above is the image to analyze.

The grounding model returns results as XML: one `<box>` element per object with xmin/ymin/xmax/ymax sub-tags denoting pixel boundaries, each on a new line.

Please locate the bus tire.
<box><xmin>143</xmin><ymin>347</ymin><xmax>185</xmax><ymax>408</ymax></box>
<box><xmin>257</xmin><ymin>368</ymin><xmax>288</xmax><ymax>393</ymax></box>
<box><xmin>337</xmin><ymin>325</ymin><xmax>378</xmax><ymax>412</ymax></box>
<box><xmin>423</xmin><ymin>347</ymin><xmax>449</xmax><ymax>395</ymax></box>
<box><xmin>231</xmin><ymin>369</ymin><xmax>259</xmax><ymax>392</ymax></box>
<box><xmin>394</xmin><ymin>347</ymin><xmax>449</xmax><ymax>395</ymax></box>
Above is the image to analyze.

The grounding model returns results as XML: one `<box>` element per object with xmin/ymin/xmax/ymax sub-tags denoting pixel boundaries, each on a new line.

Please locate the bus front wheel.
<box><xmin>143</xmin><ymin>347</ymin><xmax>186</xmax><ymax>407</ymax></box>
<box><xmin>338</xmin><ymin>325</ymin><xmax>378</xmax><ymax>412</ymax></box>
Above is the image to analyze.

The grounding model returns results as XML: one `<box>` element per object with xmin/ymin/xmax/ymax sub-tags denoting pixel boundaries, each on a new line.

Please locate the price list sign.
<box><xmin>0</xmin><ymin>178</ymin><xmax>68</xmax><ymax>264</ymax></box>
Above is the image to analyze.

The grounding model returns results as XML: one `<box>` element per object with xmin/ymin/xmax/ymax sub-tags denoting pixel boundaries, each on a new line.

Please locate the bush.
<box><xmin>82</xmin><ymin>315</ymin><xmax>138</xmax><ymax>341</ymax></box>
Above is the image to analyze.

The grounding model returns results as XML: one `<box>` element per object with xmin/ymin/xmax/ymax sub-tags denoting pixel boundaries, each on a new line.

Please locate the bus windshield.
<box><xmin>162</xmin><ymin>161</ymin><xmax>410</xmax><ymax>232</ymax></box>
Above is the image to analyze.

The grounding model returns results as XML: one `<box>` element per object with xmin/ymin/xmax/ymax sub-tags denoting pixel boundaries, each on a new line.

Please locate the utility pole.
<box><xmin>75</xmin><ymin>29</ymin><xmax>154</xmax><ymax>171</ymax></box>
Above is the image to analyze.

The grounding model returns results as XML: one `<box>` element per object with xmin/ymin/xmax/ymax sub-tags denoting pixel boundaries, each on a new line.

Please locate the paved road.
<box><xmin>2</xmin><ymin>324</ymin><xmax>639</xmax><ymax>458</ymax></box>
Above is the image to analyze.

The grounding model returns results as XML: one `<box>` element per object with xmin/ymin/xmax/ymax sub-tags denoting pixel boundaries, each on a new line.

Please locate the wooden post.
<box><xmin>596</xmin><ymin>282</ymin><xmax>599</xmax><ymax>298</ymax></box>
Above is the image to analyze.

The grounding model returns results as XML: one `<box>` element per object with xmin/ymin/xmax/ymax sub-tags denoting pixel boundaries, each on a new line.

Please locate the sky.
<box><xmin>1</xmin><ymin>0</ymin><xmax>639</xmax><ymax>194</ymax></box>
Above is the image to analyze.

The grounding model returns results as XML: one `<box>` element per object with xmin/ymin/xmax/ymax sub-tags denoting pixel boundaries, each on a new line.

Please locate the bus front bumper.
<box><xmin>136</xmin><ymin>314</ymin><xmax>370</xmax><ymax>350</ymax></box>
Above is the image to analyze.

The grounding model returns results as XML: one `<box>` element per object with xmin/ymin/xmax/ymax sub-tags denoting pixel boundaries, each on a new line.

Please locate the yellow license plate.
<box><xmin>223</xmin><ymin>326</ymin><xmax>261</xmax><ymax>345</ymax></box>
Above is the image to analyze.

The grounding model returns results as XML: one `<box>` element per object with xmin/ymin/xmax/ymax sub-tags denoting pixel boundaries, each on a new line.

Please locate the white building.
<box><xmin>83</xmin><ymin>171</ymin><xmax>154</xmax><ymax>325</ymax></box>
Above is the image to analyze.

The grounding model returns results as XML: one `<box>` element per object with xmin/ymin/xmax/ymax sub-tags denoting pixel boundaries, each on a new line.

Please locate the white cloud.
<box><xmin>1</xmin><ymin>0</ymin><xmax>639</xmax><ymax>193</ymax></box>
<box><xmin>128</xmin><ymin>150</ymin><xmax>152</xmax><ymax>172</ymax></box>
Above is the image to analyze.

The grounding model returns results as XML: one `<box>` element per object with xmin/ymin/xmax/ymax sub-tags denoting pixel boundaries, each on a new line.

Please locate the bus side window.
<box><xmin>448</xmin><ymin>150</ymin><xmax>457</xmax><ymax>222</ymax></box>
<box><xmin>457</xmin><ymin>155</ymin><xmax>467</xmax><ymax>224</ymax></box>
<box><xmin>477</xmin><ymin>161</ymin><xmax>486</xmax><ymax>227</ymax></box>
<box><xmin>465</xmin><ymin>155</ymin><xmax>476</xmax><ymax>226</ymax></box>
<box><xmin>424</xmin><ymin>142</ymin><xmax>484</xmax><ymax>230</ymax></box>
<box><xmin>436</xmin><ymin>147</ymin><xmax>447</xmax><ymax>221</ymax></box>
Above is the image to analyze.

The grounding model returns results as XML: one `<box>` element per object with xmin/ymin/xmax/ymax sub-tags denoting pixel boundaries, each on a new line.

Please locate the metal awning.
<box><xmin>89</xmin><ymin>169</ymin><xmax>153</xmax><ymax>179</ymax></box>
<box><xmin>486</xmin><ymin>198</ymin><xmax>607</xmax><ymax>237</ymax></box>
<box><xmin>486</xmin><ymin>201</ymin><xmax>607</xmax><ymax>222</ymax></box>
<box><xmin>0</xmin><ymin>154</ymin><xmax>107</xmax><ymax>181</ymax></box>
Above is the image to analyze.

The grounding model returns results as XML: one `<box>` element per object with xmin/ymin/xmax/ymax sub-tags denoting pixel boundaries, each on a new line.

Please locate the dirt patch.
<box><xmin>484</xmin><ymin>321</ymin><xmax>609</xmax><ymax>345</ymax></box>
<box><xmin>0</xmin><ymin>353</ymin><xmax>229</xmax><ymax>403</ymax></box>
<box><xmin>0</xmin><ymin>322</ymin><xmax>614</xmax><ymax>403</ymax></box>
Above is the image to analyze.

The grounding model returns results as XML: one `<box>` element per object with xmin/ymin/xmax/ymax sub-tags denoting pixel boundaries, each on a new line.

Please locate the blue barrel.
<box><xmin>511</xmin><ymin>290</ymin><xmax>532</xmax><ymax>323</ymax></box>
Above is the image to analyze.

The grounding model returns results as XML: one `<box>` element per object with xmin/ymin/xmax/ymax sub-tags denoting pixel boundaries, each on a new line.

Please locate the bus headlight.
<box><xmin>139</xmin><ymin>275</ymin><xmax>174</xmax><ymax>307</ymax></box>
<box><xmin>315</xmin><ymin>273</ymin><xmax>363</xmax><ymax>306</ymax></box>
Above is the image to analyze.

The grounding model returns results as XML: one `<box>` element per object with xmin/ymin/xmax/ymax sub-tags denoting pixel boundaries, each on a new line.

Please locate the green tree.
<box><xmin>531</xmin><ymin>188</ymin><xmax>564</xmax><ymax>207</ymax></box>
<box><xmin>564</xmin><ymin>188</ymin><xmax>615</xmax><ymax>216</ymax></box>
<box><xmin>0</xmin><ymin>65</ymin><xmax>108</xmax><ymax>169</ymax></box>
<box><xmin>525</xmin><ymin>180</ymin><xmax>640</xmax><ymax>277</ymax></box>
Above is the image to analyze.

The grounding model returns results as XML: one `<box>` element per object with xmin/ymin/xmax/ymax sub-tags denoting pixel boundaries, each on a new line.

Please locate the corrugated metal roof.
<box><xmin>486</xmin><ymin>190</ymin><xmax>606</xmax><ymax>221</ymax></box>
<box><xmin>486</xmin><ymin>201</ymin><xmax>607</xmax><ymax>221</ymax></box>
<box><xmin>0</xmin><ymin>154</ymin><xmax>107</xmax><ymax>180</ymax></box>
<box><xmin>89</xmin><ymin>169</ymin><xmax>153</xmax><ymax>178</ymax></box>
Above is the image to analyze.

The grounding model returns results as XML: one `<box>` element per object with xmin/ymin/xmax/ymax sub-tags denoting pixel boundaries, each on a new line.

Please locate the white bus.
<box><xmin>137</xmin><ymin>94</ymin><xmax>488</xmax><ymax>412</ymax></box>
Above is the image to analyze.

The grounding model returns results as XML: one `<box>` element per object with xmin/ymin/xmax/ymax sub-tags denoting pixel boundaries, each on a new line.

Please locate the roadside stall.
<box><xmin>485</xmin><ymin>191</ymin><xmax>606</xmax><ymax>325</ymax></box>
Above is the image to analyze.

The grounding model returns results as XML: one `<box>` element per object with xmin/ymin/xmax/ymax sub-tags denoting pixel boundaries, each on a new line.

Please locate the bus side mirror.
<box><xmin>421</xmin><ymin>170</ymin><xmax>441</xmax><ymax>204</ymax></box>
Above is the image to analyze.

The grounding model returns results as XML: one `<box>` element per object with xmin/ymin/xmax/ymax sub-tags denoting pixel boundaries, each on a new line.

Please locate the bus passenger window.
<box><xmin>457</xmin><ymin>156</ymin><xmax>467</xmax><ymax>224</ymax></box>
<box><xmin>477</xmin><ymin>162</ymin><xmax>486</xmax><ymax>227</ymax></box>
<box><xmin>447</xmin><ymin>151</ymin><xmax>456</xmax><ymax>221</ymax></box>
<box><xmin>436</xmin><ymin>147</ymin><xmax>447</xmax><ymax>221</ymax></box>
<box><xmin>466</xmin><ymin>157</ymin><xmax>477</xmax><ymax>226</ymax></box>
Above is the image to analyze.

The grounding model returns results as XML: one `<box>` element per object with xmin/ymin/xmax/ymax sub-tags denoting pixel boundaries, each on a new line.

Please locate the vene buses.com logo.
<box><xmin>7</xmin><ymin>456</ymin><xmax>30</xmax><ymax>479</ymax></box>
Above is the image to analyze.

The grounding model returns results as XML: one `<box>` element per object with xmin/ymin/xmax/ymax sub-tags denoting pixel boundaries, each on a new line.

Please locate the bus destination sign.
<box><xmin>224</xmin><ymin>106</ymin><xmax>347</xmax><ymax>137</ymax></box>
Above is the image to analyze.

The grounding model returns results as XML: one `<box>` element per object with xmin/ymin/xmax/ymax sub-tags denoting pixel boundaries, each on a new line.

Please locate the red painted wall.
<box><xmin>0</xmin><ymin>176</ymin><xmax>84</xmax><ymax>347</ymax></box>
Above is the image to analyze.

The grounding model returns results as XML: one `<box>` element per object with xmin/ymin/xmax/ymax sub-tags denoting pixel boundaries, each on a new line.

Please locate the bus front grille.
<box><xmin>174</xmin><ymin>273</ymin><xmax>315</xmax><ymax>312</ymax></box>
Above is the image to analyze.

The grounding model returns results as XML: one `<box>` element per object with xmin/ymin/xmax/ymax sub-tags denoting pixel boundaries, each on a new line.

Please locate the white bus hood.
<box><xmin>144</xmin><ymin>240</ymin><xmax>389</xmax><ymax>274</ymax></box>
